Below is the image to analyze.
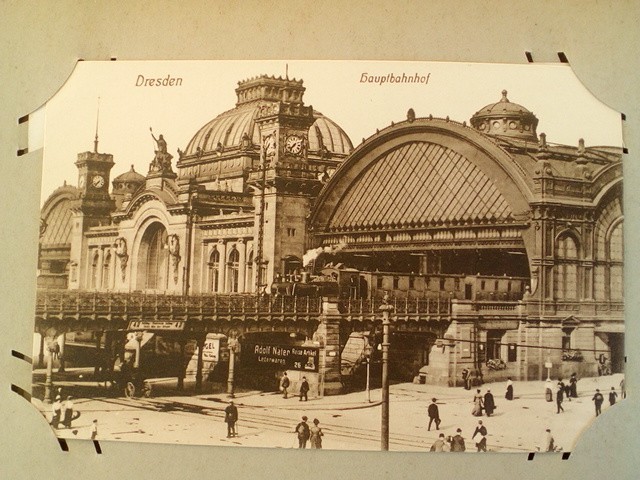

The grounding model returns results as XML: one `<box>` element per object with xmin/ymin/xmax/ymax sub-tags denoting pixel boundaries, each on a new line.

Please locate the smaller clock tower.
<box><xmin>68</xmin><ymin>137</ymin><xmax>115</xmax><ymax>289</ymax></box>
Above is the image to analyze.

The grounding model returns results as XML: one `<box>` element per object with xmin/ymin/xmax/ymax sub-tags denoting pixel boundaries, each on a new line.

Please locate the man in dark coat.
<box><xmin>462</xmin><ymin>369</ymin><xmax>471</xmax><ymax>390</ymax></box>
<box><xmin>299</xmin><ymin>376</ymin><xmax>310</xmax><ymax>402</ymax></box>
<box><xmin>448</xmin><ymin>428</ymin><xmax>466</xmax><ymax>452</ymax></box>
<box><xmin>556</xmin><ymin>381</ymin><xmax>565</xmax><ymax>413</ymax></box>
<box><xmin>280</xmin><ymin>372</ymin><xmax>290</xmax><ymax>399</ymax></box>
<box><xmin>427</xmin><ymin>398</ymin><xmax>441</xmax><ymax>431</ymax></box>
<box><xmin>592</xmin><ymin>389</ymin><xmax>604</xmax><ymax>416</ymax></box>
<box><xmin>472</xmin><ymin>420</ymin><xmax>488</xmax><ymax>452</ymax></box>
<box><xmin>483</xmin><ymin>390</ymin><xmax>495</xmax><ymax>417</ymax></box>
<box><xmin>295</xmin><ymin>416</ymin><xmax>311</xmax><ymax>448</ymax></box>
<box><xmin>224</xmin><ymin>401</ymin><xmax>238</xmax><ymax>438</ymax></box>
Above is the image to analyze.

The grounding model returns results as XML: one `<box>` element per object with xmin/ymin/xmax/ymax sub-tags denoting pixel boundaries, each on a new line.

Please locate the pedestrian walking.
<box><xmin>472</xmin><ymin>420</ymin><xmax>487</xmax><ymax>452</ymax></box>
<box><xmin>538</xmin><ymin>428</ymin><xmax>555</xmax><ymax>452</ymax></box>
<box><xmin>569</xmin><ymin>372</ymin><xmax>578</xmax><ymax>398</ymax></box>
<box><xmin>609</xmin><ymin>387</ymin><xmax>618</xmax><ymax>406</ymax></box>
<box><xmin>280</xmin><ymin>372</ymin><xmax>290</xmax><ymax>399</ymax></box>
<box><xmin>462</xmin><ymin>368</ymin><xmax>471</xmax><ymax>390</ymax></box>
<box><xmin>556</xmin><ymin>382</ymin><xmax>565</xmax><ymax>413</ymax></box>
<box><xmin>483</xmin><ymin>390</ymin><xmax>495</xmax><ymax>417</ymax></box>
<box><xmin>299</xmin><ymin>376</ymin><xmax>310</xmax><ymax>402</ymax></box>
<box><xmin>90</xmin><ymin>419</ymin><xmax>98</xmax><ymax>440</ymax></box>
<box><xmin>62</xmin><ymin>396</ymin><xmax>81</xmax><ymax>429</ymax></box>
<box><xmin>472</xmin><ymin>389</ymin><xmax>483</xmax><ymax>416</ymax></box>
<box><xmin>430</xmin><ymin>433</ymin><xmax>448</xmax><ymax>452</ymax></box>
<box><xmin>448</xmin><ymin>428</ymin><xmax>466</xmax><ymax>452</ymax></box>
<box><xmin>592</xmin><ymin>389</ymin><xmax>604</xmax><ymax>416</ymax></box>
<box><xmin>505</xmin><ymin>377</ymin><xmax>514</xmax><ymax>400</ymax></box>
<box><xmin>427</xmin><ymin>398</ymin><xmax>441</xmax><ymax>431</ymax></box>
<box><xmin>620</xmin><ymin>378</ymin><xmax>626</xmax><ymax>399</ymax></box>
<box><xmin>295</xmin><ymin>416</ymin><xmax>310</xmax><ymax>448</ymax></box>
<box><xmin>50</xmin><ymin>395</ymin><xmax>62</xmax><ymax>428</ymax></box>
<box><xmin>309</xmin><ymin>418</ymin><xmax>324</xmax><ymax>449</ymax></box>
<box><xmin>224</xmin><ymin>400</ymin><xmax>238</xmax><ymax>438</ymax></box>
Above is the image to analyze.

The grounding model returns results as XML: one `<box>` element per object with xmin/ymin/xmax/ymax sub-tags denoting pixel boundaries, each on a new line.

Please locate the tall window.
<box><xmin>227</xmin><ymin>248</ymin><xmax>240</xmax><ymax>293</ymax></box>
<box><xmin>486</xmin><ymin>330</ymin><xmax>504</xmax><ymax>360</ymax></box>
<box><xmin>555</xmin><ymin>234</ymin><xmax>578</xmax><ymax>300</ymax></box>
<box><xmin>609</xmin><ymin>222</ymin><xmax>624</xmax><ymax>300</ymax></box>
<box><xmin>141</xmin><ymin>223</ymin><xmax>169</xmax><ymax>291</ymax></box>
<box><xmin>208</xmin><ymin>249</ymin><xmax>220</xmax><ymax>292</ymax></box>
<box><xmin>90</xmin><ymin>251</ymin><xmax>99</xmax><ymax>289</ymax></box>
<box><xmin>245</xmin><ymin>251</ymin><xmax>254</xmax><ymax>292</ymax></box>
<box><xmin>102</xmin><ymin>251</ymin><xmax>111</xmax><ymax>290</ymax></box>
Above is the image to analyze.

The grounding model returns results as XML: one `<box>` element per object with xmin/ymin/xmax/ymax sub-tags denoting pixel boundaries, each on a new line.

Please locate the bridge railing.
<box><xmin>35</xmin><ymin>290</ymin><xmax>324</xmax><ymax>316</ymax></box>
<box><xmin>343</xmin><ymin>297</ymin><xmax>450</xmax><ymax>315</ymax></box>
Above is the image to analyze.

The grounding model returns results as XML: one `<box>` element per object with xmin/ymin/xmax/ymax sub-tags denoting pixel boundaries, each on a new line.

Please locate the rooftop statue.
<box><xmin>149</xmin><ymin>127</ymin><xmax>174</xmax><ymax>175</ymax></box>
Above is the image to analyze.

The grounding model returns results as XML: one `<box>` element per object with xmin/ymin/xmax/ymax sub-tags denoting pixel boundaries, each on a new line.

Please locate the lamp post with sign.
<box><xmin>227</xmin><ymin>336</ymin><xmax>240</xmax><ymax>398</ymax></box>
<box><xmin>364</xmin><ymin>343</ymin><xmax>374</xmax><ymax>403</ymax></box>
<box><xmin>379</xmin><ymin>293</ymin><xmax>394</xmax><ymax>451</ymax></box>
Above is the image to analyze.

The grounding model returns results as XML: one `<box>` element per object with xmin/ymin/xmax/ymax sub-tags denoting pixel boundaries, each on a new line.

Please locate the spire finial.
<box><xmin>285</xmin><ymin>63</ymin><xmax>289</xmax><ymax>80</ymax></box>
<box><xmin>94</xmin><ymin>97</ymin><xmax>100</xmax><ymax>152</ymax></box>
<box><xmin>501</xmin><ymin>90</ymin><xmax>509</xmax><ymax>102</ymax></box>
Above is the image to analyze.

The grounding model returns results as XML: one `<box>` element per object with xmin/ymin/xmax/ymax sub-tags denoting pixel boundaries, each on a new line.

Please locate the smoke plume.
<box><xmin>302</xmin><ymin>242</ymin><xmax>347</xmax><ymax>267</ymax></box>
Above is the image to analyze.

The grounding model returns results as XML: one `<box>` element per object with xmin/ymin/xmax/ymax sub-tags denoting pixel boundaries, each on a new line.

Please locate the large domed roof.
<box><xmin>183</xmin><ymin>75</ymin><xmax>353</xmax><ymax>157</ymax></box>
<box><xmin>470</xmin><ymin>90</ymin><xmax>539</xmax><ymax>142</ymax></box>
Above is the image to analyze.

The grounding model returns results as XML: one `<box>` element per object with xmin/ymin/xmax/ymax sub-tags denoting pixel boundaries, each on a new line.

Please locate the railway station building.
<box><xmin>37</xmin><ymin>74</ymin><xmax>624</xmax><ymax>392</ymax></box>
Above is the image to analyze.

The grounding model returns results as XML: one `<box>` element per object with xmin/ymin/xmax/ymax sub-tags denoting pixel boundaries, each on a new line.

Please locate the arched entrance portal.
<box><xmin>137</xmin><ymin>222</ymin><xmax>169</xmax><ymax>291</ymax></box>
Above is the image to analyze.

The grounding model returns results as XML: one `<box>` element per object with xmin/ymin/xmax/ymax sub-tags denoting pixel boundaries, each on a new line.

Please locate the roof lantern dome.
<box><xmin>470</xmin><ymin>90</ymin><xmax>539</xmax><ymax>143</ymax></box>
<box><xmin>112</xmin><ymin>164</ymin><xmax>145</xmax><ymax>192</ymax></box>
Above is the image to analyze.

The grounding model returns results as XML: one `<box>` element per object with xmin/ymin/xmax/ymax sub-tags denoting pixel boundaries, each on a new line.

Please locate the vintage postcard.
<box><xmin>32</xmin><ymin>60</ymin><xmax>624</xmax><ymax>452</ymax></box>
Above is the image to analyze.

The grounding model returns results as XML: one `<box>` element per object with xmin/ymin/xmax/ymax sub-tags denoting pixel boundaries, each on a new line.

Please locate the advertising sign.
<box><xmin>246</xmin><ymin>343</ymin><xmax>319</xmax><ymax>372</ymax></box>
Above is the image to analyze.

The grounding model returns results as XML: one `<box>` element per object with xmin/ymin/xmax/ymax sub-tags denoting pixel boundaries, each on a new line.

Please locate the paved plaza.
<box><xmin>33</xmin><ymin>371</ymin><xmax>625</xmax><ymax>452</ymax></box>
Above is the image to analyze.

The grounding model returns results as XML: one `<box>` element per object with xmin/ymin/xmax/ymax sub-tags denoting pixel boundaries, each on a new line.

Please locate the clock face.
<box><xmin>262</xmin><ymin>134</ymin><xmax>276</xmax><ymax>156</ymax></box>
<box><xmin>92</xmin><ymin>175</ymin><xmax>105</xmax><ymax>188</ymax></box>
<box><xmin>285</xmin><ymin>135</ymin><xmax>304</xmax><ymax>155</ymax></box>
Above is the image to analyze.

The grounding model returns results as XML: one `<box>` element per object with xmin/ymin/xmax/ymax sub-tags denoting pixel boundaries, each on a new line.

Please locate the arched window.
<box><xmin>102</xmin><ymin>251</ymin><xmax>111</xmax><ymax>290</ymax></box>
<box><xmin>608</xmin><ymin>222</ymin><xmax>624</xmax><ymax>301</ymax></box>
<box><xmin>90</xmin><ymin>251</ymin><xmax>99</xmax><ymax>290</ymax></box>
<box><xmin>227</xmin><ymin>248</ymin><xmax>240</xmax><ymax>293</ymax></box>
<box><xmin>245</xmin><ymin>250</ymin><xmax>254</xmax><ymax>292</ymax></box>
<box><xmin>137</xmin><ymin>222</ymin><xmax>169</xmax><ymax>291</ymax></box>
<box><xmin>555</xmin><ymin>234</ymin><xmax>578</xmax><ymax>300</ymax></box>
<box><xmin>208</xmin><ymin>249</ymin><xmax>220</xmax><ymax>292</ymax></box>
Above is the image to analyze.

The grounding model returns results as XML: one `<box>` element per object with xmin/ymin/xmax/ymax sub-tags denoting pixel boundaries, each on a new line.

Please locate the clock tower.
<box><xmin>245</xmin><ymin>75</ymin><xmax>325</xmax><ymax>290</ymax></box>
<box><xmin>68</xmin><ymin>135</ymin><xmax>115</xmax><ymax>289</ymax></box>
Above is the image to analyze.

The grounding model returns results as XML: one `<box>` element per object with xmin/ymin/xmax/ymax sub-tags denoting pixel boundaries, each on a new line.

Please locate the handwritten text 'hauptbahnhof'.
<box><xmin>360</xmin><ymin>72</ymin><xmax>431</xmax><ymax>86</ymax></box>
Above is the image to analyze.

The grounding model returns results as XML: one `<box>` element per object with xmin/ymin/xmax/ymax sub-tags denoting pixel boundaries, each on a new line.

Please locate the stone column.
<box><xmin>177</xmin><ymin>340</ymin><xmax>186</xmax><ymax>390</ymax></box>
<box><xmin>217</xmin><ymin>240</ymin><xmax>226</xmax><ymax>293</ymax></box>
<box><xmin>195</xmin><ymin>335</ymin><xmax>205</xmax><ymax>393</ymax></box>
<box><xmin>57</xmin><ymin>333</ymin><xmax>66</xmax><ymax>373</ymax></box>
<box><xmin>315</xmin><ymin>297</ymin><xmax>343</xmax><ymax>395</ymax></box>
<box><xmin>237</xmin><ymin>239</ymin><xmax>246</xmax><ymax>293</ymax></box>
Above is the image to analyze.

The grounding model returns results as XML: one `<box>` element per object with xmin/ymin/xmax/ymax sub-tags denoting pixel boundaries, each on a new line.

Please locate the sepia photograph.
<box><xmin>31</xmin><ymin>59</ymin><xmax>624</xmax><ymax>453</ymax></box>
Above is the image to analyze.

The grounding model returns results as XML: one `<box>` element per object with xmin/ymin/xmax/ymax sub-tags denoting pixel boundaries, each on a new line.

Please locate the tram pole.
<box><xmin>380</xmin><ymin>293</ymin><xmax>394</xmax><ymax>451</ymax></box>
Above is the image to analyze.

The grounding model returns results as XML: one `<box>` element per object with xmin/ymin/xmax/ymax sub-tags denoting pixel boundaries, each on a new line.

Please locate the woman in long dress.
<box><xmin>309</xmin><ymin>418</ymin><xmax>324</xmax><ymax>449</ymax></box>
<box><xmin>472</xmin><ymin>389</ymin><xmax>484</xmax><ymax>416</ymax></box>
<box><xmin>505</xmin><ymin>378</ymin><xmax>514</xmax><ymax>400</ymax></box>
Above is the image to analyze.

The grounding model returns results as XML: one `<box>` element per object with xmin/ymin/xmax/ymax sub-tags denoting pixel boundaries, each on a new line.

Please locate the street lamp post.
<box><xmin>227</xmin><ymin>337</ymin><xmax>240</xmax><ymax>398</ymax></box>
<box><xmin>364</xmin><ymin>344</ymin><xmax>373</xmax><ymax>403</ymax></box>
<box><xmin>379</xmin><ymin>294</ymin><xmax>394</xmax><ymax>451</ymax></box>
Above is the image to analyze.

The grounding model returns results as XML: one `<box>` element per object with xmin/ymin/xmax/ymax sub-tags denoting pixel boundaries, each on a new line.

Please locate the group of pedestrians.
<box><xmin>279</xmin><ymin>372</ymin><xmax>310</xmax><ymax>402</ymax></box>
<box><xmin>472</xmin><ymin>389</ymin><xmax>496</xmax><ymax>417</ymax></box>
<box><xmin>294</xmin><ymin>415</ymin><xmax>324</xmax><ymax>449</ymax></box>
<box><xmin>429</xmin><ymin>421</ymin><xmax>489</xmax><ymax>453</ymax></box>
<box><xmin>50</xmin><ymin>395</ymin><xmax>81</xmax><ymax>429</ymax></box>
